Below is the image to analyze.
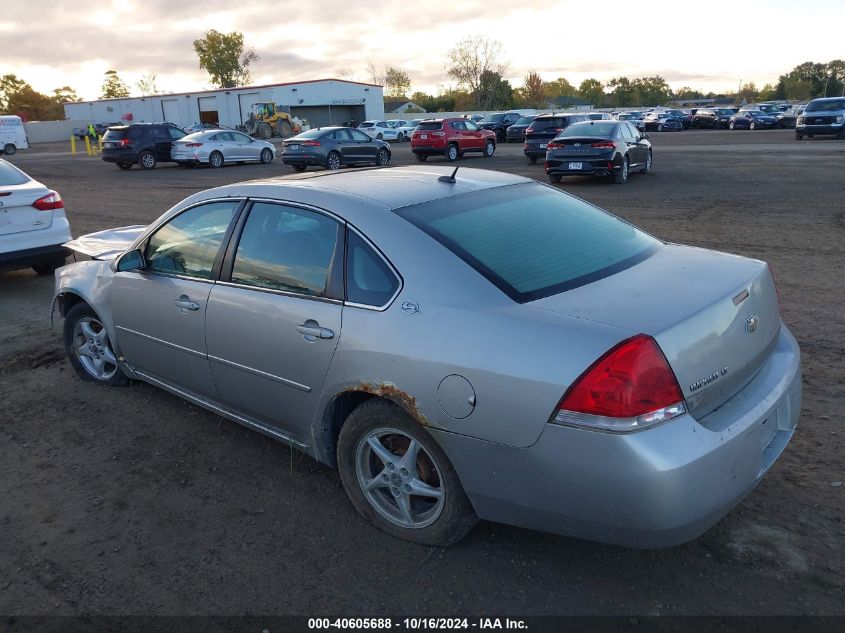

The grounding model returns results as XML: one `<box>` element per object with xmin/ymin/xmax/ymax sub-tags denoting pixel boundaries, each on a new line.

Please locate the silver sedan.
<box><xmin>55</xmin><ymin>167</ymin><xmax>800</xmax><ymax>548</ymax></box>
<box><xmin>171</xmin><ymin>130</ymin><xmax>275</xmax><ymax>168</ymax></box>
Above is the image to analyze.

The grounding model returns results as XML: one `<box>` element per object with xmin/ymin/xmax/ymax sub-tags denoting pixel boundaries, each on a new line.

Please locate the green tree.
<box><xmin>446</xmin><ymin>35</ymin><xmax>509</xmax><ymax>109</ymax></box>
<box><xmin>517</xmin><ymin>71</ymin><xmax>546</xmax><ymax>108</ymax></box>
<box><xmin>0</xmin><ymin>74</ymin><xmax>27</xmax><ymax>112</ymax></box>
<box><xmin>578</xmin><ymin>78</ymin><xmax>606</xmax><ymax>107</ymax></box>
<box><xmin>758</xmin><ymin>83</ymin><xmax>777</xmax><ymax>101</ymax></box>
<box><xmin>633</xmin><ymin>76</ymin><xmax>673</xmax><ymax>106</ymax></box>
<box><xmin>783</xmin><ymin>79</ymin><xmax>812</xmax><ymax>101</ymax></box>
<box><xmin>101</xmin><ymin>70</ymin><xmax>130</xmax><ymax>99</ymax></box>
<box><xmin>53</xmin><ymin>86</ymin><xmax>80</xmax><ymax>104</ymax></box>
<box><xmin>674</xmin><ymin>86</ymin><xmax>701</xmax><ymax>100</ymax></box>
<box><xmin>384</xmin><ymin>66</ymin><xmax>411</xmax><ymax>99</ymax></box>
<box><xmin>193</xmin><ymin>30</ymin><xmax>259</xmax><ymax>88</ymax></box>
<box><xmin>5</xmin><ymin>85</ymin><xmax>64</xmax><ymax>120</ymax></box>
<box><xmin>736</xmin><ymin>81</ymin><xmax>759</xmax><ymax>103</ymax></box>
<box><xmin>544</xmin><ymin>77</ymin><xmax>577</xmax><ymax>101</ymax></box>
<box><xmin>607</xmin><ymin>77</ymin><xmax>640</xmax><ymax>107</ymax></box>
<box><xmin>477</xmin><ymin>70</ymin><xmax>514</xmax><ymax>110</ymax></box>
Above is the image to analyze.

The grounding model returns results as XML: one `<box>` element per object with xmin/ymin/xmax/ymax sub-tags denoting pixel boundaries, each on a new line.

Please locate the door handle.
<box><xmin>297</xmin><ymin>321</ymin><xmax>334</xmax><ymax>340</ymax></box>
<box><xmin>174</xmin><ymin>296</ymin><xmax>200</xmax><ymax>311</ymax></box>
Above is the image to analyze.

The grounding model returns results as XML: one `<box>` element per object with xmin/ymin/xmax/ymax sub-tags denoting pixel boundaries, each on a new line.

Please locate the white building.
<box><xmin>63</xmin><ymin>79</ymin><xmax>384</xmax><ymax>130</ymax></box>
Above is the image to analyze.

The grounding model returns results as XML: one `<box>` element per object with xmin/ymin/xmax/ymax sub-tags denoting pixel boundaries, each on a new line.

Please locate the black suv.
<box><xmin>479</xmin><ymin>112</ymin><xmax>523</xmax><ymax>142</ymax></box>
<box><xmin>101</xmin><ymin>122</ymin><xmax>187</xmax><ymax>170</ymax></box>
<box><xmin>692</xmin><ymin>108</ymin><xmax>736</xmax><ymax>129</ymax></box>
<box><xmin>523</xmin><ymin>113</ymin><xmax>589</xmax><ymax>163</ymax></box>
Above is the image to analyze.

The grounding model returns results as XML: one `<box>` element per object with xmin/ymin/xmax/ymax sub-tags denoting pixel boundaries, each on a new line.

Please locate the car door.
<box><xmin>349</xmin><ymin>128</ymin><xmax>377</xmax><ymax>162</ymax></box>
<box><xmin>109</xmin><ymin>200</ymin><xmax>242</xmax><ymax>400</ymax></box>
<box><xmin>151</xmin><ymin>126</ymin><xmax>173</xmax><ymax>162</ymax></box>
<box><xmin>205</xmin><ymin>201</ymin><xmax>344</xmax><ymax>441</ymax></box>
<box><xmin>464</xmin><ymin>119</ymin><xmax>484</xmax><ymax>149</ymax></box>
<box><xmin>232</xmin><ymin>131</ymin><xmax>259</xmax><ymax>160</ymax></box>
<box><xmin>334</xmin><ymin>128</ymin><xmax>358</xmax><ymax>162</ymax></box>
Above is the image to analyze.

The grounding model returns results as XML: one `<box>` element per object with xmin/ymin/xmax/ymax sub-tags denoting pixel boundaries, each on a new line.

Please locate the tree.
<box><xmin>758</xmin><ymin>83</ymin><xmax>777</xmax><ymax>101</ymax></box>
<box><xmin>736</xmin><ymin>81</ymin><xmax>759</xmax><ymax>103</ymax></box>
<box><xmin>783</xmin><ymin>79</ymin><xmax>812</xmax><ymax>101</ymax></box>
<box><xmin>193</xmin><ymin>30</ymin><xmax>258</xmax><ymax>88</ymax></box>
<box><xmin>53</xmin><ymin>86</ymin><xmax>80</xmax><ymax>104</ymax></box>
<box><xmin>384</xmin><ymin>66</ymin><xmax>411</xmax><ymax>98</ymax></box>
<box><xmin>632</xmin><ymin>76</ymin><xmax>673</xmax><ymax>106</ymax></box>
<box><xmin>446</xmin><ymin>35</ymin><xmax>509</xmax><ymax>109</ymax></box>
<box><xmin>335</xmin><ymin>67</ymin><xmax>355</xmax><ymax>80</ymax></box>
<box><xmin>674</xmin><ymin>86</ymin><xmax>701</xmax><ymax>100</ymax></box>
<box><xmin>101</xmin><ymin>70</ymin><xmax>130</xmax><ymax>99</ymax></box>
<box><xmin>366</xmin><ymin>61</ymin><xmax>384</xmax><ymax>86</ymax></box>
<box><xmin>477</xmin><ymin>71</ymin><xmax>514</xmax><ymax>110</ymax></box>
<box><xmin>518</xmin><ymin>71</ymin><xmax>546</xmax><ymax>108</ymax></box>
<box><xmin>4</xmin><ymin>85</ymin><xmax>64</xmax><ymax>120</ymax></box>
<box><xmin>544</xmin><ymin>77</ymin><xmax>577</xmax><ymax>100</ymax></box>
<box><xmin>578</xmin><ymin>78</ymin><xmax>606</xmax><ymax>107</ymax></box>
<box><xmin>0</xmin><ymin>74</ymin><xmax>27</xmax><ymax>112</ymax></box>
<box><xmin>136</xmin><ymin>73</ymin><xmax>158</xmax><ymax>96</ymax></box>
<box><xmin>607</xmin><ymin>77</ymin><xmax>640</xmax><ymax>107</ymax></box>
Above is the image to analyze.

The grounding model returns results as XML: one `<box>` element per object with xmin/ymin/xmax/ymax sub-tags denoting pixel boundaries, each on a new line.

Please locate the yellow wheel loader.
<box><xmin>244</xmin><ymin>102</ymin><xmax>300</xmax><ymax>139</ymax></box>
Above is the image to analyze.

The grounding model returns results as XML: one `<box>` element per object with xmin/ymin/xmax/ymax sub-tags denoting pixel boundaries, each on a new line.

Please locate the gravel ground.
<box><xmin>0</xmin><ymin>129</ymin><xmax>843</xmax><ymax>616</ymax></box>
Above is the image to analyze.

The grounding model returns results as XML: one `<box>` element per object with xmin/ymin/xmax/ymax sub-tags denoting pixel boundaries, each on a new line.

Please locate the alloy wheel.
<box><xmin>140</xmin><ymin>152</ymin><xmax>155</xmax><ymax>169</ymax></box>
<box><xmin>355</xmin><ymin>427</ymin><xmax>445</xmax><ymax>529</ymax></box>
<box><xmin>72</xmin><ymin>317</ymin><xmax>119</xmax><ymax>381</ymax></box>
<box><xmin>327</xmin><ymin>152</ymin><xmax>341</xmax><ymax>170</ymax></box>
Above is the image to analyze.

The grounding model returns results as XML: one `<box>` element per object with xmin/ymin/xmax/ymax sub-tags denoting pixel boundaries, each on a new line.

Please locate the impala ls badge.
<box><xmin>690</xmin><ymin>367</ymin><xmax>729</xmax><ymax>392</ymax></box>
<box><xmin>745</xmin><ymin>315</ymin><xmax>759</xmax><ymax>334</ymax></box>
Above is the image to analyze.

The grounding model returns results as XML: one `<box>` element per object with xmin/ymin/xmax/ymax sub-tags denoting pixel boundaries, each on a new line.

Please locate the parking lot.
<box><xmin>1</xmin><ymin>129</ymin><xmax>843</xmax><ymax>616</ymax></box>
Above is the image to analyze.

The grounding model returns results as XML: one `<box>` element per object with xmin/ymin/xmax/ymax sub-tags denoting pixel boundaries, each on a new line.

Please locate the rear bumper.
<box><xmin>101</xmin><ymin>151</ymin><xmax>139</xmax><ymax>164</ymax></box>
<box><xmin>0</xmin><ymin>243</ymin><xmax>69</xmax><ymax>269</ymax></box>
<box><xmin>546</xmin><ymin>154</ymin><xmax>618</xmax><ymax>177</ymax></box>
<box><xmin>411</xmin><ymin>145</ymin><xmax>447</xmax><ymax>156</ymax></box>
<box><xmin>282</xmin><ymin>153</ymin><xmax>325</xmax><ymax>166</ymax></box>
<box><xmin>432</xmin><ymin>324</ymin><xmax>801</xmax><ymax>548</ymax></box>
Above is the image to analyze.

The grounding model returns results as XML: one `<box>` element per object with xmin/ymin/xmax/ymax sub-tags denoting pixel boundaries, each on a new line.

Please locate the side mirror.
<box><xmin>641</xmin><ymin>133</ymin><xmax>649</xmax><ymax>140</ymax></box>
<box><xmin>115</xmin><ymin>248</ymin><xmax>145</xmax><ymax>272</ymax></box>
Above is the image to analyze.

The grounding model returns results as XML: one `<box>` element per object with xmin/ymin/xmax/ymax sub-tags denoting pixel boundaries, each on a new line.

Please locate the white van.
<box><xmin>0</xmin><ymin>116</ymin><xmax>29</xmax><ymax>155</ymax></box>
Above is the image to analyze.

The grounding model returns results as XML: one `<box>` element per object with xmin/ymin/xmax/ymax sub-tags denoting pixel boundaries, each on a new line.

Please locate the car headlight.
<box><xmin>836</xmin><ymin>116</ymin><xmax>843</xmax><ymax>123</ymax></box>
<box><xmin>797</xmin><ymin>117</ymin><xmax>805</xmax><ymax>124</ymax></box>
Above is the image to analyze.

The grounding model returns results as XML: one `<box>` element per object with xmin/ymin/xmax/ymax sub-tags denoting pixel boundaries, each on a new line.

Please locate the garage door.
<box><xmin>197</xmin><ymin>96</ymin><xmax>219</xmax><ymax>124</ymax></box>
<box><xmin>161</xmin><ymin>99</ymin><xmax>180</xmax><ymax>124</ymax></box>
<box><xmin>290</xmin><ymin>105</ymin><xmax>365</xmax><ymax>128</ymax></box>
<box><xmin>237</xmin><ymin>92</ymin><xmax>263</xmax><ymax>127</ymax></box>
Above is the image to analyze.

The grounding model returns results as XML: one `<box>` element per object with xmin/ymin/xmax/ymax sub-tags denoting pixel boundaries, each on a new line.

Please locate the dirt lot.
<box><xmin>1</xmin><ymin>130</ymin><xmax>843</xmax><ymax>616</ymax></box>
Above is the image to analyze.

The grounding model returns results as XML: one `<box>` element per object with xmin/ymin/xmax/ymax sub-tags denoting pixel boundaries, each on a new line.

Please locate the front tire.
<box><xmin>376</xmin><ymin>148</ymin><xmax>390</xmax><ymax>166</ymax></box>
<box><xmin>749</xmin><ymin>122</ymin><xmax>756</xmax><ymax>130</ymax></box>
<box><xmin>445</xmin><ymin>144</ymin><xmax>459</xmax><ymax>162</ymax></box>
<box><xmin>640</xmin><ymin>150</ymin><xmax>652</xmax><ymax>174</ymax></box>
<box><xmin>795</xmin><ymin>133</ymin><xmax>803</xmax><ymax>140</ymax></box>
<box><xmin>337</xmin><ymin>399</ymin><xmax>477</xmax><ymax>546</ymax></box>
<box><xmin>260</xmin><ymin>148</ymin><xmax>274</xmax><ymax>164</ymax></box>
<box><xmin>63</xmin><ymin>303</ymin><xmax>129</xmax><ymax>386</ymax></box>
<box><xmin>729</xmin><ymin>121</ymin><xmax>736</xmax><ymax>130</ymax></box>
<box><xmin>483</xmin><ymin>140</ymin><xmax>495</xmax><ymax>157</ymax></box>
<box><xmin>138</xmin><ymin>151</ymin><xmax>156</xmax><ymax>169</ymax></box>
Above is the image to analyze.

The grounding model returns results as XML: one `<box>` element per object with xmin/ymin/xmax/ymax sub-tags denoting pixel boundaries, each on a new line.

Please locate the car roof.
<box><xmin>193</xmin><ymin>166</ymin><xmax>531</xmax><ymax>213</ymax></box>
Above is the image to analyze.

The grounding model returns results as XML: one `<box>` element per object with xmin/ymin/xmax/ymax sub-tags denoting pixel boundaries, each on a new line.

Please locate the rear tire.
<box><xmin>795</xmin><ymin>133</ymin><xmax>803</xmax><ymax>140</ymax></box>
<box><xmin>415</xmin><ymin>153</ymin><xmax>428</xmax><ymax>162</ymax></box>
<box><xmin>528</xmin><ymin>156</ymin><xmax>538</xmax><ymax>164</ymax></box>
<box><xmin>138</xmin><ymin>151</ymin><xmax>156</xmax><ymax>169</ymax></box>
<box><xmin>32</xmin><ymin>256</ymin><xmax>66</xmax><ymax>275</ymax></box>
<box><xmin>548</xmin><ymin>174</ymin><xmax>562</xmax><ymax>183</ymax></box>
<box><xmin>445</xmin><ymin>144</ymin><xmax>459</xmax><ymax>162</ymax></box>
<box><xmin>117</xmin><ymin>162</ymin><xmax>132</xmax><ymax>170</ymax></box>
<box><xmin>337</xmin><ymin>399</ymin><xmax>477</xmax><ymax>547</ymax></box>
<box><xmin>292</xmin><ymin>164</ymin><xmax>307</xmax><ymax>172</ymax></box>
<box><xmin>613</xmin><ymin>157</ymin><xmax>629</xmax><ymax>184</ymax></box>
<box><xmin>3</xmin><ymin>143</ymin><xmax>16</xmax><ymax>155</ymax></box>
<box><xmin>657</xmin><ymin>124</ymin><xmax>664</xmax><ymax>132</ymax></box>
<box><xmin>63</xmin><ymin>303</ymin><xmax>129</xmax><ymax>387</ymax></box>
<box><xmin>377</xmin><ymin>133</ymin><xmax>383</xmax><ymax>140</ymax></box>
<box><xmin>326</xmin><ymin>151</ymin><xmax>342</xmax><ymax>170</ymax></box>
<box><xmin>209</xmin><ymin>151</ymin><xmax>224</xmax><ymax>168</ymax></box>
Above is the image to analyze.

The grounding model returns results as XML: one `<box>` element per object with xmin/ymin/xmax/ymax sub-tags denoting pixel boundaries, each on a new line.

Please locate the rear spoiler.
<box><xmin>63</xmin><ymin>225</ymin><xmax>146</xmax><ymax>260</ymax></box>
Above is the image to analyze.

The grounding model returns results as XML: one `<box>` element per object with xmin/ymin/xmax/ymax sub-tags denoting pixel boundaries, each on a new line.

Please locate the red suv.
<box><xmin>411</xmin><ymin>118</ymin><xmax>497</xmax><ymax>162</ymax></box>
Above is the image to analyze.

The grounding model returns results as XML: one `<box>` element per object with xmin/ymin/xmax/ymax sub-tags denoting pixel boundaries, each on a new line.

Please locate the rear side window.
<box><xmin>395</xmin><ymin>183</ymin><xmax>660</xmax><ymax>302</ymax></box>
<box><xmin>102</xmin><ymin>128</ymin><xmax>127</xmax><ymax>141</ymax></box>
<box><xmin>346</xmin><ymin>231</ymin><xmax>400</xmax><ymax>307</ymax></box>
<box><xmin>417</xmin><ymin>122</ymin><xmax>443</xmax><ymax>131</ymax></box>
<box><xmin>0</xmin><ymin>160</ymin><xmax>29</xmax><ymax>186</ymax></box>
<box><xmin>231</xmin><ymin>203</ymin><xmax>340</xmax><ymax>297</ymax></box>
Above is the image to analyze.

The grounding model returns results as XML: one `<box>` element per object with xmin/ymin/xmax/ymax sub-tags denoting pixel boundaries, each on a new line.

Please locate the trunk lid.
<box><xmin>548</xmin><ymin>137</ymin><xmax>615</xmax><ymax>158</ymax></box>
<box><xmin>531</xmin><ymin>244</ymin><xmax>781</xmax><ymax>420</ymax></box>
<box><xmin>0</xmin><ymin>181</ymin><xmax>52</xmax><ymax>236</ymax></box>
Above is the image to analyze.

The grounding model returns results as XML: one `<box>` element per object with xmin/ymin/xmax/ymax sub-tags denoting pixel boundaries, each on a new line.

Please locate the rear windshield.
<box><xmin>805</xmin><ymin>99</ymin><xmax>845</xmax><ymax>112</ymax></box>
<box><xmin>295</xmin><ymin>128</ymin><xmax>328</xmax><ymax>139</ymax></box>
<box><xmin>530</xmin><ymin>117</ymin><xmax>568</xmax><ymax>131</ymax></box>
<box><xmin>515</xmin><ymin>116</ymin><xmax>534</xmax><ymax>125</ymax></box>
<box><xmin>0</xmin><ymin>160</ymin><xmax>30</xmax><ymax>186</ymax></box>
<box><xmin>483</xmin><ymin>114</ymin><xmax>505</xmax><ymax>123</ymax></box>
<box><xmin>557</xmin><ymin>122</ymin><xmax>618</xmax><ymax>138</ymax></box>
<box><xmin>715</xmin><ymin>109</ymin><xmax>734</xmax><ymax>115</ymax></box>
<box><xmin>103</xmin><ymin>128</ymin><xmax>128</xmax><ymax>141</ymax></box>
<box><xmin>417</xmin><ymin>122</ymin><xmax>443</xmax><ymax>131</ymax></box>
<box><xmin>395</xmin><ymin>182</ymin><xmax>660</xmax><ymax>302</ymax></box>
<box><xmin>358</xmin><ymin>122</ymin><xmax>374</xmax><ymax>128</ymax></box>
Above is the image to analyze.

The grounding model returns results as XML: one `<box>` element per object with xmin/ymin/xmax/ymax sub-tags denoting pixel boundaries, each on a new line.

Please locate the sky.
<box><xmin>2</xmin><ymin>0</ymin><xmax>844</xmax><ymax>101</ymax></box>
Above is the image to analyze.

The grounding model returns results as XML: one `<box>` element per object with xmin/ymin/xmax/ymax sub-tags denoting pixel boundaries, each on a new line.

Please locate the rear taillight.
<box><xmin>591</xmin><ymin>141</ymin><xmax>616</xmax><ymax>149</ymax></box>
<box><xmin>119</xmin><ymin>138</ymin><xmax>131</xmax><ymax>147</ymax></box>
<box><xmin>301</xmin><ymin>140</ymin><xmax>321</xmax><ymax>147</ymax></box>
<box><xmin>547</xmin><ymin>142</ymin><xmax>566</xmax><ymax>150</ymax></box>
<box><xmin>32</xmin><ymin>190</ymin><xmax>64</xmax><ymax>211</ymax></box>
<box><xmin>185</xmin><ymin>142</ymin><xmax>203</xmax><ymax>148</ymax></box>
<box><xmin>432</xmin><ymin>131</ymin><xmax>446</xmax><ymax>137</ymax></box>
<box><xmin>554</xmin><ymin>334</ymin><xmax>685</xmax><ymax>432</ymax></box>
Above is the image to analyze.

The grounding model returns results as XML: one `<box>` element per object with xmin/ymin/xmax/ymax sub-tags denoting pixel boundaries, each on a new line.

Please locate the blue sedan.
<box><xmin>729</xmin><ymin>111</ymin><xmax>778</xmax><ymax>130</ymax></box>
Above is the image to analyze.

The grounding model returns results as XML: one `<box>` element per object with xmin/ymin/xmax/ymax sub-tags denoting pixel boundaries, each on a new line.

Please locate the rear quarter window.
<box><xmin>0</xmin><ymin>160</ymin><xmax>30</xmax><ymax>186</ymax></box>
<box><xmin>395</xmin><ymin>182</ymin><xmax>660</xmax><ymax>302</ymax></box>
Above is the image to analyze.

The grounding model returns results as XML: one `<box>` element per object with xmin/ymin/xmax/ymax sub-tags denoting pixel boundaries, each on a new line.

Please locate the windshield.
<box><xmin>358</xmin><ymin>122</ymin><xmax>374</xmax><ymax>128</ymax></box>
<box><xmin>0</xmin><ymin>160</ymin><xmax>30</xmax><ymax>186</ymax></box>
<box><xmin>395</xmin><ymin>182</ymin><xmax>660</xmax><ymax>302</ymax></box>
<box><xmin>484</xmin><ymin>114</ymin><xmax>505</xmax><ymax>123</ymax></box>
<box><xmin>417</xmin><ymin>122</ymin><xmax>443</xmax><ymax>131</ymax></box>
<box><xmin>716</xmin><ymin>109</ymin><xmax>734</xmax><ymax>115</ymax></box>
<box><xmin>515</xmin><ymin>117</ymin><xmax>534</xmax><ymax>125</ymax></box>
<box><xmin>558</xmin><ymin>122</ymin><xmax>618</xmax><ymax>138</ymax></box>
<box><xmin>758</xmin><ymin>104</ymin><xmax>780</xmax><ymax>113</ymax></box>
<box><xmin>805</xmin><ymin>99</ymin><xmax>845</xmax><ymax>112</ymax></box>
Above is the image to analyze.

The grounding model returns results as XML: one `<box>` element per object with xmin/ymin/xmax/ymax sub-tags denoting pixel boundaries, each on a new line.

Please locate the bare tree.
<box><xmin>136</xmin><ymin>73</ymin><xmax>158</xmax><ymax>96</ymax></box>
<box><xmin>335</xmin><ymin>67</ymin><xmax>355</xmax><ymax>80</ymax></box>
<box><xmin>366</xmin><ymin>61</ymin><xmax>385</xmax><ymax>86</ymax></box>
<box><xmin>446</xmin><ymin>36</ymin><xmax>509</xmax><ymax>109</ymax></box>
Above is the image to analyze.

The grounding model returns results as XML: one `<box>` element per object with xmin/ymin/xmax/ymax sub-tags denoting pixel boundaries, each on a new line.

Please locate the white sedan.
<box><xmin>390</xmin><ymin>119</ymin><xmax>423</xmax><ymax>142</ymax></box>
<box><xmin>358</xmin><ymin>121</ymin><xmax>401</xmax><ymax>141</ymax></box>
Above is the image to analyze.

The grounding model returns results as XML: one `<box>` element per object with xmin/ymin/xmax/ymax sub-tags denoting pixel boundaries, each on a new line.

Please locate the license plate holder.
<box><xmin>540</xmin><ymin>143</ymin><xmax>547</xmax><ymax>149</ymax></box>
<box><xmin>420</xmin><ymin>134</ymin><xmax>428</xmax><ymax>140</ymax></box>
<box><xmin>568</xmin><ymin>162</ymin><xmax>583</xmax><ymax>170</ymax></box>
<box><xmin>288</xmin><ymin>144</ymin><xmax>299</xmax><ymax>151</ymax></box>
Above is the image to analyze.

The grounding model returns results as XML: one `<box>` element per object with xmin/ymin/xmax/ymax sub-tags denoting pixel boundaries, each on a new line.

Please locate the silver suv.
<box><xmin>795</xmin><ymin>97</ymin><xmax>845</xmax><ymax>140</ymax></box>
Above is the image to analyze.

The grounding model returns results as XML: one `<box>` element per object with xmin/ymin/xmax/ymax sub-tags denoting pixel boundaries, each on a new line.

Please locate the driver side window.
<box><xmin>145</xmin><ymin>201</ymin><xmax>239</xmax><ymax>279</ymax></box>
